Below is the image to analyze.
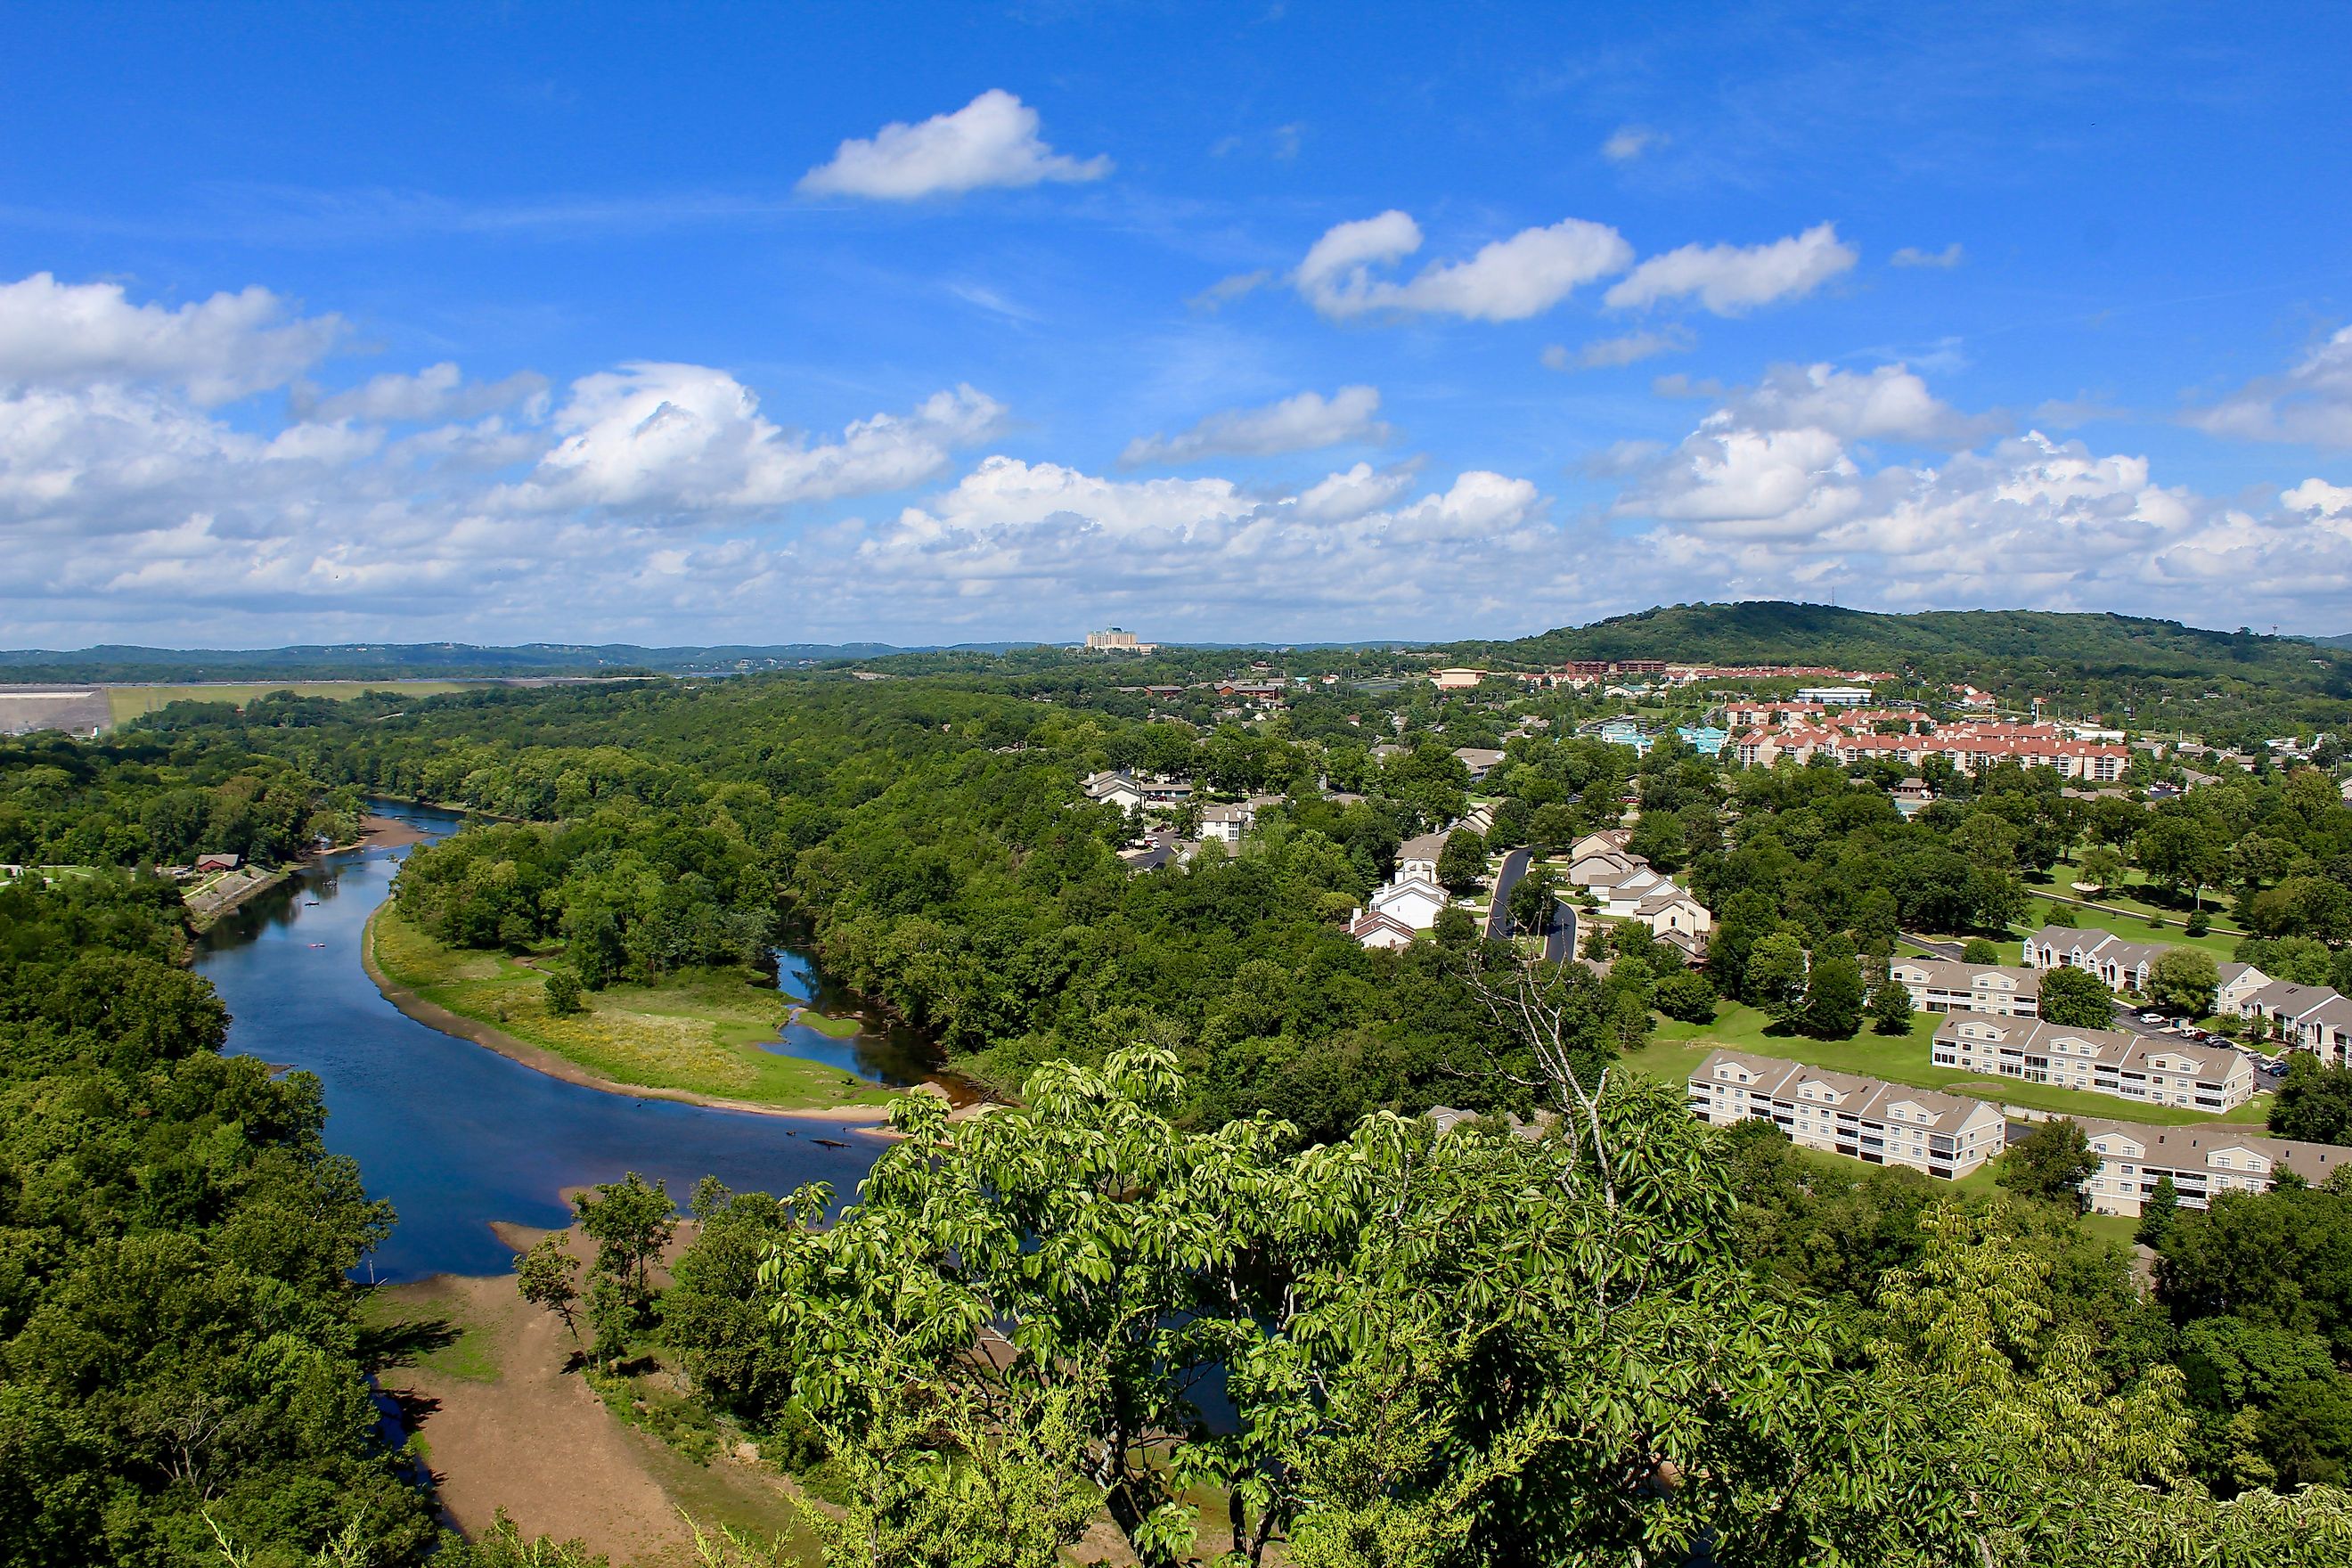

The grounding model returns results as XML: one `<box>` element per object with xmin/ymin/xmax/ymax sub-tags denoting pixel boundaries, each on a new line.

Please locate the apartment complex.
<box><xmin>2077</xmin><ymin>1119</ymin><xmax>2346</xmax><ymax>1218</ymax></box>
<box><xmin>1931</xmin><ymin>1016</ymin><xmax>2257</xmax><ymax>1112</ymax></box>
<box><xmin>1887</xmin><ymin>958</ymin><xmax>2041</xmax><ymax>1017</ymax></box>
<box><xmin>1731</xmin><ymin>715</ymin><xmax>2128</xmax><ymax>781</ymax></box>
<box><xmin>1687</xmin><ymin>1049</ymin><xmax>2006</xmax><ymax>1180</ymax></box>
<box><xmin>2020</xmin><ymin>925</ymin><xmax>2165</xmax><ymax>992</ymax></box>
<box><xmin>2225</xmin><ymin>978</ymin><xmax>2352</xmax><ymax>1066</ymax></box>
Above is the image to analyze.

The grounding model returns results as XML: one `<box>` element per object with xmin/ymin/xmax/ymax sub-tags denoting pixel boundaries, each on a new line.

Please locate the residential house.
<box><xmin>1198</xmin><ymin>802</ymin><xmax>1256</xmax><ymax>845</ymax></box>
<box><xmin>1888</xmin><ymin>959</ymin><xmax>2041</xmax><ymax>1017</ymax></box>
<box><xmin>1349</xmin><ymin>871</ymin><xmax>1450</xmax><ymax>949</ymax></box>
<box><xmin>1398</xmin><ymin>829</ymin><xmax>1450</xmax><ymax>882</ymax></box>
<box><xmin>2020</xmin><ymin>925</ymin><xmax>2165</xmax><ymax>992</ymax></box>
<box><xmin>1082</xmin><ymin>769</ymin><xmax>1145</xmax><ymax>813</ymax></box>
<box><xmin>2234</xmin><ymin>980</ymin><xmax>2352</xmax><ymax>1066</ymax></box>
<box><xmin>1931</xmin><ymin>1016</ymin><xmax>2256</xmax><ymax>1112</ymax></box>
<box><xmin>2076</xmin><ymin>1120</ymin><xmax>2348</xmax><ymax>1218</ymax></box>
<box><xmin>1686</xmin><ymin>1049</ymin><xmax>2005</xmax><ymax>1180</ymax></box>
<box><xmin>2213</xmin><ymin>961</ymin><xmax>2273</xmax><ymax>1016</ymax></box>
<box><xmin>193</xmin><ymin>853</ymin><xmax>241</xmax><ymax>873</ymax></box>
<box><xmin>1452</xmin><ymin>746</ymin><xmax>1507</xmax><ymax>781</ymax></box>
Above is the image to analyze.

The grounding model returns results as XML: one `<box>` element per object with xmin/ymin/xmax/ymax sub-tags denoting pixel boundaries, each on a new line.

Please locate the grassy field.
<box><xmin>2013</xmin><ymin>891</ymin><xmax>2242</xmax><ymax>960</ymax></box>
<box><xmin>1631</xmin><ymin>1000</ymin><xmax>2273</xmax><ymax>1127</ymax></box>
<box><xmin>105</xmin><ymin>679</ymin><xmax>472</xmax><ymax>723</ymax></box>
<box><xmin>368</xmin><ymin>906</ymin><xmax>892</xmax><ymax>1112</ymax></box>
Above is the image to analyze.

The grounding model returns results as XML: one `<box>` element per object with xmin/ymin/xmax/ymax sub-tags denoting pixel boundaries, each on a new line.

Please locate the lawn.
<box><xmin>1632</xmin><ymin>999</ymin><xmax>2273</xmax><ymax>1128</ymax></box>
<box><xmin>105</xmin><ymin>679</ymin><xmax>472</xmax><ymax>723</ymax></box>
<box><xmin>2019</xmin><ymin>889</ymin><xmax>2243</xmax><ymax>960</ymax></box>
<box><xmin>368</xmin><ymin>905</ymin><xmax>892</xmax><ymax>1112</ymax></box>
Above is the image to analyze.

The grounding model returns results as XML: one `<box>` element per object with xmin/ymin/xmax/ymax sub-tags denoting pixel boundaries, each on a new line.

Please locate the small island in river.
<box><xmin>363</xmin><ymin>903</ymin><xmax>899</xmax><ymax>1120</ymax></box>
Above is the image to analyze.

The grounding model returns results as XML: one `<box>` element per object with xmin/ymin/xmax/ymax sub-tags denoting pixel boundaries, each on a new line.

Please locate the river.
<box><xmin>194</xmin><ymin>802</ymin><xmax>894</xmax><ymax>1281</ymax></box>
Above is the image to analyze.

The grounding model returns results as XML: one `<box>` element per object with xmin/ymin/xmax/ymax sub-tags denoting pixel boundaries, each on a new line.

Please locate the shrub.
<box><xmin>1654</xmin><ymin>971</ymin><xmax>1718</xmax><ymax>1024</ymax></box>
<box><xmin>545</xmin><ymin>968</ymin><xmax>585</xmax><ymax>1017</ymax></box>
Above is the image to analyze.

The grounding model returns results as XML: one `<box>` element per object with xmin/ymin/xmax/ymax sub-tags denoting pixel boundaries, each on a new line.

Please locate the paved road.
<box><xmin>1485</xmin><ymin>848</ymin><xmax>1531</xmax><ymax>942</ymax></box>
<box><xmin>1899</xmin><ymin>932</ymin><xmax>1966</xmax><ymax>960</ymax></box>
<box><xmin>1485</xmin><ymin>846</ymin><xmax>1572</xmax><ymax>960</ymax></box>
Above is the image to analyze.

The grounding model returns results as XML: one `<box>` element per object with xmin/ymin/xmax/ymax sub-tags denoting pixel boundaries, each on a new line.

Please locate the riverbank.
<box><xmin>369</xmin><ymin>1235</ymin><xmax>825</xmax><ymax>1566</ymax></box>
<box><xmin>363</xmin><ymin>906</ymin><xmax>899</xmax><ymax>1122</ymax></box>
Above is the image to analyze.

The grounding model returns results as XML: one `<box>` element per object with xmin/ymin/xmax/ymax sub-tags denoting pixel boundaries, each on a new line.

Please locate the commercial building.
<box><xmin>1084</xmin><ymin>627</ymin><xmax>1158</xmax><ymax>653</ymax></box>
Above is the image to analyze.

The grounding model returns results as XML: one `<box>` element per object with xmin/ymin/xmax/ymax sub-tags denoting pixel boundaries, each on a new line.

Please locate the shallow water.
<box><xmin>195</xmin><ymin>803</ymin><xmax>892</xmax><ymax>1281</ymax></box>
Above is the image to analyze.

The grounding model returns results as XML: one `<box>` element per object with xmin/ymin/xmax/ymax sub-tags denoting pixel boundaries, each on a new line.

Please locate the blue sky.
<box><xmin>3</xmin><ymin>1</ymin><xmax>2349</xmax><ymax>647</ymax></box>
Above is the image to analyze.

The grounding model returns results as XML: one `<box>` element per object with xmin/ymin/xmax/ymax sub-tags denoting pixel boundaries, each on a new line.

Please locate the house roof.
<box><xmin>1933</xmin><ymin>1016</ymin><xmax>2248</xmax><ymax>1081</ymax></box>
<box><xmin>1397</xmin><ymin>830</ymin><xmax>1450</xmax><ymax>862</ymax></box>
<box><xmin>2077</xmin><ymin>1117</ymin><xmax>2347</xmax><ymax>1184</ymax></box>
<box><xmin>1694</xmin><ymin>1049</ymin><xmax>1998</xmax><ymax>1133</ymax></box>
<box><xmin>1892</xmin><ymin>959</ymin><xmax>2041</xmax><ymax>995</ymax></box>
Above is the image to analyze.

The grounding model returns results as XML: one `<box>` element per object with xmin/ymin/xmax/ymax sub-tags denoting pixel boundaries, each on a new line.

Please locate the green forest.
<box><xmin>11</xmin><ymin>633</ymin><xmax>2352</xmax><ymax>1564</ymax></box>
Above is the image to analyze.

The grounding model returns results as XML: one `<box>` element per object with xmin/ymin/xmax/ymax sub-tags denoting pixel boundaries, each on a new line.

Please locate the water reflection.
<box><xmin>196</xmin><ymin>802</ymin><xmax>891</xmax><ymax>1281</ymax></box>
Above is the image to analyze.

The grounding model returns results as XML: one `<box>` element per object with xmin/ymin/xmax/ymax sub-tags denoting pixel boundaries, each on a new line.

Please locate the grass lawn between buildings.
<box><xmin>367</xmin><ymin>904</ymin><xmax>890</xmax><ymax>1113</ymax></box>
<box><xmin>1629</xmin><ymin>1000</ymin><xmax>2274</xmax><ymax>1129</ymax></box>
<box><xmin>2010</xmin><ymin>890</ymin><xmax>2243</xmax><ymax>962</ymax></box>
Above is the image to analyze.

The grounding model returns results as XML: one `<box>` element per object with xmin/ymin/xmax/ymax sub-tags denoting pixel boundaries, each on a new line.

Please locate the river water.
<box><xmin>194</xmin><ymin>802</ymin><xmax>894</xmax><ymax>1281</ymax></box>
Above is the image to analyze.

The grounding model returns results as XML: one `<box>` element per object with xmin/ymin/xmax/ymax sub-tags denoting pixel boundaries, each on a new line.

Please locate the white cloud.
<box><xmin>1295</xmin><ymin>461</ymin><xmax>1416</xmax><ymax>521</ymax></box>
<box><xmin>1294</xmin><ymin>211</ymin><xmax>1632</xmax><ymax>323</ymax></box>
<box><xmin>1121</xmin><ymin>385</ymin><xmax>1386</xmax><ymax>466</ymax></box>
<box><xmin>2284</xmin><ymin>478</ymin><xmax>2352</xmax><ymax>519</ymax></box>
<box><xmin>1722</xmin><ymin>362</ymin><xmax>1997</xmax><ymax>444</ymax></box>
<box><xmin>0</xmin><ymin>272</ymin><xmax>339</xmax><ymax>404</ymax></box>
<box><xmin>295</xmin><ymin>362</ymin><xmax>550</xmax><ymax>424</ymax></box>
<box><xmin>504</xmin><ymin>364</ymin><xmax>1005</xmax><ymax>514</ymax></box>
<box><xmin>1891</xmin><ymin>243</ymin><xmax>1965</xmax><ymax>268</ymax></box>
<box><xmin>797</xmin><ymin>90</ymin><xmax>1111</xmax><ymax>200</ymax></box>
<box><xmin>1601</xmin><ymin>126</ymin><xmax>1662</xmax><ymax>163</ymax></box>
<box><xmin>1542</xmin><ymin>327</ymin><xmax>1694</xmax><ymax>371</ymax></box>
<box><xmin>1603</xmin><ymin>222</ymin><xmax>1857</xmax><ymax>315</ymax></box>
<box><xmin>2187</xmin><ymin>327</ymin><xmax>2352</xmax><ymax>447</ymax></box>
<box><xmin>1188</xmin><ymin>269</ymin><xmax>1275</xmax><ymax>312</ymax></box>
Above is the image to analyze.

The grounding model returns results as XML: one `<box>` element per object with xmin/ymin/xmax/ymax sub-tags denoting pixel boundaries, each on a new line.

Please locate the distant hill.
<box><xmin>1465</xmin><ymin>601</ymin><xmax>2350</xmax><ymax>684</ymax></box>
<box><xmin>1442</xmin><ymin>601</ymin><xmax>2352</xmax><ymax>743</ymax></box>
<box><xmin>0</xmin><ymin>641</ymin><xmax>1049</xmax><ymax>682</ymax></box>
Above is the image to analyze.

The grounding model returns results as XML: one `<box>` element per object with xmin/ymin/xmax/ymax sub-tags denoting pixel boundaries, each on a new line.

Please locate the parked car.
<box><xmin>2139</xmin><ymin>1011</ymin><xmax>2167</xmax><ymax>1024</ymax></box>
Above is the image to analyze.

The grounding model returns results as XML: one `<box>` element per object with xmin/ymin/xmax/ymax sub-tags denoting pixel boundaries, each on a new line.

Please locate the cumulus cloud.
<box><xmin>1542</xmin><ymin>327</ymin><xmax>1694</xmax><ymax>372</ymax></box>
<box><xmin>0</xmin><ymin>272</ymin><xmax>339</xmax><ymax>404</ymax></box>
<box><xmin>1720</xmin><ymin>362</ymin><xmax>1998</xmax><ymax>444</ymax></box>
<box><xmin>2187</xmin><ymin>326</ymin><xmax>2352</xmax><ymax>447</ymax></box>
<box><xmin>1120</xmin><ymin>385</ymin><xmax>1386</xmax><ymax>466</ymax></box>
<box><xmin>1604</xmin><ymin>222</ymin><xmax>1857</xmax><ymax>315</ymax></box>
<box><xmin>504</xmin><ymin>365</ymin><xmax>1005</xmax><ymax>514</ymax></box>
<box><xmin>1891</xmin><ymin>243</ymin><xmax>1965</xmax><ymax>268</ymax></box>
<box><xmin>1295</xmin><ymin>461</ymin><xmax>1417</xmax><ymax>520</ymax></box>
<box><xmin>1294</xmin><ymin>210</ymin><xmax>1632</xmax><ymax>323</ymax></box>
<box><xmin>797</xmin><ymin>90</ymin><xmax>1111</xmax><ymax>200</ymax></box>
<box><xmin>2284</xmin><ymin>478</ymin><xmax>2352</xmax><ymax>519</ymax></box>
<box><xmin>294</xmin><ymin>362</ymin><xmax>550</xmax><ymax>424</ymax></box>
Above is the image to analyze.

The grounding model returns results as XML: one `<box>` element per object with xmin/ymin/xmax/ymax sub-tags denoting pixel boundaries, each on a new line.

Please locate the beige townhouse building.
<box><xmin>1931</xmin><ymin>1016</ymin><xmax>2255</xmax><ymax>1112</ymax></box>
<box><xmin>1687</xmin><ymin>1049</ymin><xmax>2006</xmax><ymax>1180</ymax></box>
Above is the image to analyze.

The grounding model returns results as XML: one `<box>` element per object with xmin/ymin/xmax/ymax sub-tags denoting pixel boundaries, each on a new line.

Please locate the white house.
<box><xmin>1199</xmin><ymin>802</ymin><xmax>1255</xmax><ymax>845</ymax></box>
<box><xmin>1398</xmin><ymin>829</ymin><xmax>1450</xmax><ymax>882</ymax></box>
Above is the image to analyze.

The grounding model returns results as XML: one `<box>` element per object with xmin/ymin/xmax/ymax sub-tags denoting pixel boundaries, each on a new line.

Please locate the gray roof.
<box><xmin>1893</xmin><ymin>958</ymin><xmax>2041</xmax><ymax>995</ymax></box>
<box><xmin>1693</xmin><ymin>1049</ymin><xmax>2000</xmax><ymax>1133</ymax></box>
<box><xmin>2075</xmin><ymin>1117</ymin><xmax>2349</xmax><ymax>1185</ymax></box>
<box><xmin>1398</xmin><ymin>829</ymin><xmax>1450</xmax><ymax>862</ymax></box>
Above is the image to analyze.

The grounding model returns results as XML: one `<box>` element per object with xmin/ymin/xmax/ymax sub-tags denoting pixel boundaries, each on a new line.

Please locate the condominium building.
<box><xmin>2231</xmin><ymin>979</ymin><xmax>2352</xmax><ymax>1066</ymax></box>
<box><xmin>1687</xmin><ymin>1049</ymin><xmax>2006</xmax><ymax>1180</ymax></box>
<box><xmin>1931</xmin><ymin>1016</ymin><xmax>2256</xmax><ymax>1112</ymax></box>
<box><xmin>2076</xmin><ymin>1119</ymin><xmax>2346</xmax><ymax>1217</ymax></box>
<box><xmin>2020</xmin><ymin>925</ymin><xmax>2165</xmax><ymax>992</ymax></box>
<box><xmin>1887</xmin><ymin>958</ymin><xmax>2041</xmax><ymax>1017</ymax></box>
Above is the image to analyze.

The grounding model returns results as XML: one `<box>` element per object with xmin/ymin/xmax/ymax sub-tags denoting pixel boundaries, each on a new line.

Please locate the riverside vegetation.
<box><xmin>11</xmin><ymin>616</ymin><xmax>2352</xmax><ymax>1564</ymax></box>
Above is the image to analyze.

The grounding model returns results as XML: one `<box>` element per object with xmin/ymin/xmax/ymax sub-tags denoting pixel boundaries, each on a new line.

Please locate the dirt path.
<box><xmin>378</xmin><ymin>1227</ymin><xmax>820</xmax><ymax>1566</ymax></box>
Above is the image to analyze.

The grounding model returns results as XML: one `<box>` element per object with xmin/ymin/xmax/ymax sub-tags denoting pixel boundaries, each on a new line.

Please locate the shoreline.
<box><xmin>359</xmin><ymin>907</ymin><xmax>897</xmax><ymax>1124</ymax></box>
